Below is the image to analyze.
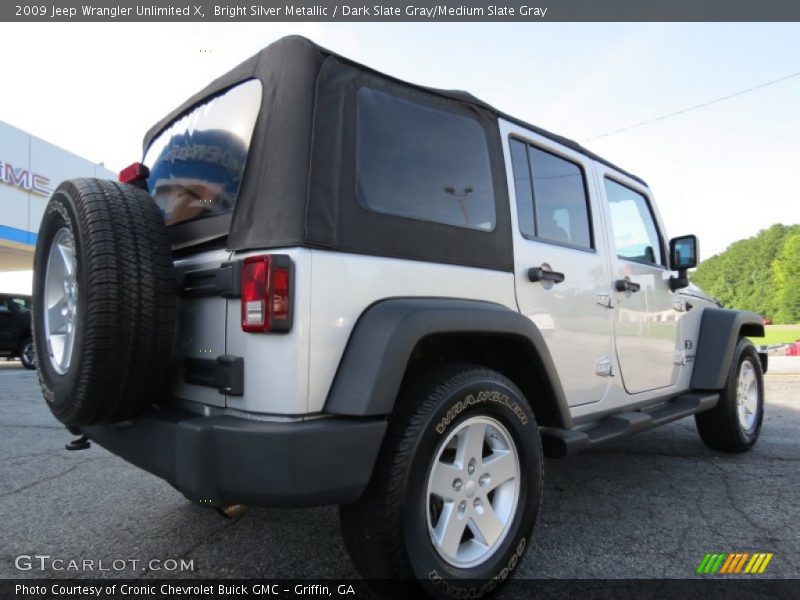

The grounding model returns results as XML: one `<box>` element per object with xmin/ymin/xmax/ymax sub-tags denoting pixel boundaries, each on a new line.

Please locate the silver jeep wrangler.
<box><xmin>32</xmin><ymin>36</ymin><xmax>766</xmax><ymax>596</ymax></box>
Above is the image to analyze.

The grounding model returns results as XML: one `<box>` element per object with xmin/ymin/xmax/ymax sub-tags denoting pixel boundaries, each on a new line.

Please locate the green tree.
<box><xmin>773</xmin><ymin>230</ymin><xmax>800</xmax><ymax>323</ymax></box>
<box><xmin>691</xmin><ymin>223</ymin><xmax>800</xmax><ymax>323</ymax></box>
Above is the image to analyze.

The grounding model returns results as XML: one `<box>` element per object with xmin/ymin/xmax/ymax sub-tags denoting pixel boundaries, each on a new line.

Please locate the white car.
<box><xmin>32</xmin><ymin>36</ymin><xmax>766</xmax><ymax>598</ymax></box>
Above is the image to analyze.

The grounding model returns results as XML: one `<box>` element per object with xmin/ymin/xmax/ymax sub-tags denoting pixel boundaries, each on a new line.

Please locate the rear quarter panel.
<box><xmin>306</xmin><ymin>249</ymin><xmax>518</xmax><ymax>413</ymax></box>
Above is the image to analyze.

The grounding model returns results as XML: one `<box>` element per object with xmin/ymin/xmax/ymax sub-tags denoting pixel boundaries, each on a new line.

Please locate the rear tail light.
<box><xmin>119</xmin><ymin>162</ymin><xmax>150</xmax><ymax>189</ymax></box>
<box><xmin>241</xmin><ymin>254</ymin><xmax>293</xmax><ymax>333</ymax></box>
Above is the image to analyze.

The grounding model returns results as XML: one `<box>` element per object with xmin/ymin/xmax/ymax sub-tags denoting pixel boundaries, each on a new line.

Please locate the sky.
<box><xmin>0</xmin><ymin>22</ymin><xmax>798</xmax><ymax>293</ymax></box>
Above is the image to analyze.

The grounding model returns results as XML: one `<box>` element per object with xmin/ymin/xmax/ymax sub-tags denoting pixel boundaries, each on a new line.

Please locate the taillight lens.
<box><xmin>118</xmin><ymin>162</ymin><xmax>150</xmax><ymax>187</ymax></box>
<box><xmin>241</xmin><ymin>255</ymin><xmax>292</xmax><ymax>333</ymax></box>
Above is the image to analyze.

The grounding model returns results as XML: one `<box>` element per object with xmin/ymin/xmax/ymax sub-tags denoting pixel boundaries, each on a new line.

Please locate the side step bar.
<box><xmin>541</xmin><ymin>392</ymin><xmax>719</xmax><ymax>458</ymax></box>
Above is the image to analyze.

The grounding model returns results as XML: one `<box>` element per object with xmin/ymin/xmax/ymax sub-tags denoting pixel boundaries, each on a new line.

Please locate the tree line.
<box><xmin>691</xmin><ymin>224</ymin><xmax>800</xmax><ymax>324</ymax></box>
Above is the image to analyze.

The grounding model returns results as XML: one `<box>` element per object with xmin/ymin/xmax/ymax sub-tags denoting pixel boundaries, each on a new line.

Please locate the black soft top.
<box><xmin>146</xmin><ymin>36</ymin><xmax>645</xmax><ymax>270</ymax></box>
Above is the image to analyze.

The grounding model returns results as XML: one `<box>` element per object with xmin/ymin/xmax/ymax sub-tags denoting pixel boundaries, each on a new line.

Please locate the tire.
<box><xmin>32</xmin><ymin>179</ymin><xmax>175</xmax><ymax>426</ymax></box>
<box><xmin>340</xmin><ymin>364</ymin><xmax>542</xmax><ymax>598</ymax></box>
<box><xmin>19</xmin><ymin>337</ymin><xmax>36</xmax><ymax>370</ymax></box>
<box><xmin>695</xmin><ymin>338</ymin><xmax>764</xmax><ymax>453</ymax></box>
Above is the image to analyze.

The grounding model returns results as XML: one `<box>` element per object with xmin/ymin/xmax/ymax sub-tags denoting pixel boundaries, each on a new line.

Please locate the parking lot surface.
<box><xmin>1</xmin><ymin>358</ymin><xmax>798</xmax><ymax>580</ymax></box>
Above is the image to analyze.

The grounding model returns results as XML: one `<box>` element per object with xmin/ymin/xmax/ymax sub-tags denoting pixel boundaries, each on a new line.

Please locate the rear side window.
<box><xmin>509</xmin><ymin>138</ymin><xmax>593</xmax><ymax>249</ymax></box>
<box><xmin>355</xmin><ymin>87</ymin><xmax>496</xmax><ymax>231</ymax></box>
<box><xmin>144</xmin><ymin>79</ymin><xmax>262</xmax><ymax>227</ymax></box>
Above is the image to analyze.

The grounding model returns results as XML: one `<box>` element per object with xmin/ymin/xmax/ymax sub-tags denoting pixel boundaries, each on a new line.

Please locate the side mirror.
<box><xmin>670</xmin><ymin>235</ymin><xmax>698</xmax><ymax>270</ymax></box>
<box><xmin>669</xmin><ymin>234</ymin><xmax>698</xmax><ymax>291</ymax></box>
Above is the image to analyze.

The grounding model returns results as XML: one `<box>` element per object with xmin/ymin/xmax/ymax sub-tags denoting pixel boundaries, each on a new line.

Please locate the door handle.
<box><xmin>528</xmin><ymin>267</ymin><xmax>565</xmax><ymax>284</ymax></box>
<box><xmin>615</xmin><ymin>277</ymin><xmax>641</xmax><ymax>293</ymax></box>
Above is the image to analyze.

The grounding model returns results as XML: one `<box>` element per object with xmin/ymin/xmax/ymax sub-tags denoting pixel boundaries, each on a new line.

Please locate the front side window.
<box><xmin>604</xmin><ymin>178</ymin><xmax>663</xmax><ymax>266</ymax></box>
<box><xmin>355</xmin><ymin>88</ymin><xmax>496</xmax><ymax>231</ymax></box>
<box><xmin>509</xmin><ymin>139</ymin><xmax>592</xmax><ymax>249</ymax></box>
<box><xmin>144</xmin><ymin>79</ymin><xmax>262</xmax><ymax>227</ymax></box>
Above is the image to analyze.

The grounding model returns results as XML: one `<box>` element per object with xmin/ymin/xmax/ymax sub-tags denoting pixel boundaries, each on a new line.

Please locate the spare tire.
<box><xmin>32</xmin><ymin>179</ymin><xmax>176</xmax><ymax>426</ymax></box>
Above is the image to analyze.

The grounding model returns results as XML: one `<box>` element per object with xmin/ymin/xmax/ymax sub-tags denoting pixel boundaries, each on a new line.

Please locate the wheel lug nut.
<box><xmin>458</xmin><ymin>500</ymin><xmax>467</xmax><ymax>514</ymax></box>
<box><xmin>467</xmin><ymin>459</ymin><xmax>476</xmax><ymax>475</ymax></box>
<box><xmin>473</xmin><ymin>498</ymin><xmax>482</xmax><ymax>509</ymax></box>
<box><xmin>479</xmin><ymin>473</ymin><xmax>490</xmax><ymax>487</ymax></box>
<box><xmin>453</xmin><ymin>478</ymin><xmax>463</xmax><ymax>492</ymax></box>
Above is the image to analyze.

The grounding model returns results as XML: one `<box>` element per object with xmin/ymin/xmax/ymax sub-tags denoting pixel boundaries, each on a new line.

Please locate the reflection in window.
<box><xmin>356</xmin><ymin>88</ymin><xmax>496</xmax><ymax>231</ymax></box>
<box><xmin>604</xmin><ymin>178</ymin><xmax>662</xmax><ymax>265</ymax></box>
<box><xmin>144</xmin><ymin>79</ymin><xmax>262</xmax><ymax>227</ymax></box>
<box><xmin>509</xmin><ymin>139</ymin><xmax>592</xmax><ymax>249</ymax></box>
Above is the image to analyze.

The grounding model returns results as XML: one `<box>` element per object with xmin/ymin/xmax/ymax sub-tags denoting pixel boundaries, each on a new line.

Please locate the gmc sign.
<box><xmin>0</xmin><ymin>160</ymin><xmax>51</xmax><ymax>197</ymax></box>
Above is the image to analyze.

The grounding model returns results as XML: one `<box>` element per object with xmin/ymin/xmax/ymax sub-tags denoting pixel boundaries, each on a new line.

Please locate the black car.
<box><xmin>0</xmin><ymin>293</ymin><xmax>36</xmax><ymax>369</ymax></box>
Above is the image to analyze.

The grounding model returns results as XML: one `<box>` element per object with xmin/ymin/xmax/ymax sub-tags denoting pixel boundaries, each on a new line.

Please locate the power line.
<box><xmin>582</xmin><ymin>70</ymin><xmax>800</xmax><ymax>143</ymax></box>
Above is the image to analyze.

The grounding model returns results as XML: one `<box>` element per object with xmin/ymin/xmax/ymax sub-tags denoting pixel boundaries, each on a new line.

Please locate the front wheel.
<box><xmin>19</xmin><ymin>337</ymin><xmax>37</xmax><ymax>370</ymax></box>
<box><xmin>340</xmin><ymin>364</ymin><xmax>542</xmax><ymax>598</ymax></box>
<box><xmin>695</xmin><ymin>338</ymin><xmax>765</xmax><ymax>453</ymax></box>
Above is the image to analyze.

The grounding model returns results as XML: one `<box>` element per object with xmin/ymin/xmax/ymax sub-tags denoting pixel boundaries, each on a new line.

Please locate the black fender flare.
<box><xmin>323</xmin><ymin>298</ymin><xmax>572</xmax><ymax>428</ymax></box>
<box><xmin>691</xmin><ymin>307</ymin><xmax>764</xmax><ymax>390</ymax></box>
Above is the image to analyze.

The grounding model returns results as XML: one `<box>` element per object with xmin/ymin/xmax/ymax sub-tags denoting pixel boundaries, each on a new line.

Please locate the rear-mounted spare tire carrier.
<box><xmin>32</xmin><ymin>178</ymin><xmax>177</xmax><ymax>427</ymax></box>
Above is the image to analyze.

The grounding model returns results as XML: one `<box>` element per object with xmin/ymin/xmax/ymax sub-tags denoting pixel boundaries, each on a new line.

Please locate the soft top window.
<box><xmin>144</xmin><ymin>79</ymin><xmax>262</xmax><ymax>227</ymax></box>
<box><xmin>355</xmin><ymin>87</ymin><xmax>496</xmax><ymax>232</ymax></box>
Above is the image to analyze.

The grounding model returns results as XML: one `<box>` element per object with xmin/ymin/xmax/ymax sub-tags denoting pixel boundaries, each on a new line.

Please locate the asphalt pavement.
<box><xmin>1</xmin><ymin>358</ymin><xmax>798</xmax><ymax>581</ymax></box>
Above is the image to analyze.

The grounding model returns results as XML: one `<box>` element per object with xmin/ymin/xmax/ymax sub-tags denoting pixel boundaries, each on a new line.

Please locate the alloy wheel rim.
<box><xmin>425</xmin><ymin>415</ymin><xmax>520</xmax><ymax>568</ymax></box>
<box><xmin>736</xmin><ymin>360</ymin><xmax>758</xmax><ymax>433</ymax></box>
<box><xmin>44</xmin><ymin>228</ymin><xmax>78</xmax><ymax>375</ymax></box>
<box><xmin>22</xmin><ymin>341</ymin><xmax>36</xmax><ymax>366</ymax></box>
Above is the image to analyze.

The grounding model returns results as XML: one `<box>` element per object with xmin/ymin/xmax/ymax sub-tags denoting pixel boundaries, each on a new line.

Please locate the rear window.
<box><xmin>144</xmin><ymin>79</ymin><xmax>262</xmax><ymax>227</ymax></box>
<box><xmin>355</xmin><ymin>87</ymin><xmax>496</xmax><ymax>231</ymax></box>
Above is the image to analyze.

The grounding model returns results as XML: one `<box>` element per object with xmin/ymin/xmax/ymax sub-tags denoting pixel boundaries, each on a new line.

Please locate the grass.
<box><xmin>750</xmin><ymin>324</ymin><xmax>800</xmax><ymax>346</ymax></box>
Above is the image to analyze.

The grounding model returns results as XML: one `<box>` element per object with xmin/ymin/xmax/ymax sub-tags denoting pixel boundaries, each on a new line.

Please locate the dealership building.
<box><xmin>0</xmin><ymin>120</ymin><xmax>115</xmax><ymax>273</ymax></box>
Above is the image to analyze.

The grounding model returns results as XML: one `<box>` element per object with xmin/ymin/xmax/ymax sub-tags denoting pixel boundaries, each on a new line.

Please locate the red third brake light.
<box><xmin>241</xmin><ymin>255</ymin><xmax>293</xmax><ymax>333</ymax></box>
<box><xmin>118</xmin><ymin>162</ymin><xmax>150</xmax><ymax>188</ymax></box>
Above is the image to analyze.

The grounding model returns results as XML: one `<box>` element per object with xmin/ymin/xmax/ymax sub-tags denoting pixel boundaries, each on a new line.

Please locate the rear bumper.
<box><xmin>82</xmin><ymin>408</ymin><xmax>387</xmax><ymax>508</ymax></box>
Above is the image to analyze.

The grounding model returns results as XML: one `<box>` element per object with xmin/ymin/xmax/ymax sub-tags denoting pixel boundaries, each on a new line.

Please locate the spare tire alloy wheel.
<box><xmin>33</xmin><ymin>179</ymin><xmax>176</xmax><ymax>427</ymax></box>
<box><xmin>44</xmin><ymin>228</ymin><xmax>78</xmax><ymax>375</ymax></box>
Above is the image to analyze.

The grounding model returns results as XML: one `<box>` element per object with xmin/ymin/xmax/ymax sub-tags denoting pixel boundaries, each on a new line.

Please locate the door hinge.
<box><xmin>596</xmin><ymin>291</ymin><xmax>613</xmax><ymax>308</ymax></box>
<box><xmin>673</xmin><ymin>349</ymin><xmax>686</xmax><ymax>365</ymax></box>
<box><xmin>596</xmin><ymin>356</ymin><xmax>614</xmax><ymax>377</ymax></box>
<box><xmin>672</xmin><ymin>297</ymin><xmax>694</xmax><ymax>312</ymax></box>
<box><xmin>179</xmin><ymin>261</ymin><xmax>242</xmax><ymax>298</ymax></box>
